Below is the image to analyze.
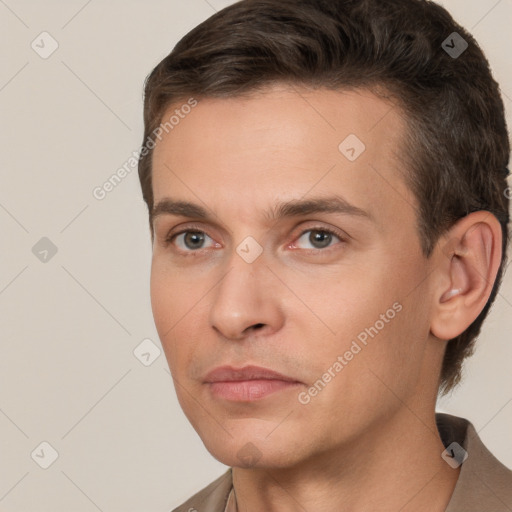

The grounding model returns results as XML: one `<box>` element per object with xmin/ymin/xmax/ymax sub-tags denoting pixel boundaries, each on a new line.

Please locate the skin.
<box><xmin>149</xmin><ymin>84</ymin><xmax>502</xmax><ymax>511</ymax></box>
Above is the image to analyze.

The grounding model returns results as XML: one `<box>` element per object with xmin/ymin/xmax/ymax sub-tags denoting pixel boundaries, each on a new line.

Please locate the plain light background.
<box><xmin>0</xmin><ymin>0</ymin><xmax>511</xmax><ymax>510</ymax></box>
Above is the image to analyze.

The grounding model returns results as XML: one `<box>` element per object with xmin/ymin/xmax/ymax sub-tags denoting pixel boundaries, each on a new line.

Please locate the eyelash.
<box><xmin>164</xmin><ymin>224</ymin><xmax>346</xmax><ymax>257</ymax></box>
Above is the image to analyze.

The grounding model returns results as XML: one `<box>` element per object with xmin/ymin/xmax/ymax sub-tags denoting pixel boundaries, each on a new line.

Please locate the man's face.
<box><xmin>150</xmin><ymin>85</ymin><xmax>439</xmax><ymax>468</ymax></box>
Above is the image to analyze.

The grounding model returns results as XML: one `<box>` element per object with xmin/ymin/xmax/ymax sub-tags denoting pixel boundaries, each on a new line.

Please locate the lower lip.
<box><xmin>207</xmin><ymin>379</ymin><xmax>301</xmax><ymax>401</ymax></box>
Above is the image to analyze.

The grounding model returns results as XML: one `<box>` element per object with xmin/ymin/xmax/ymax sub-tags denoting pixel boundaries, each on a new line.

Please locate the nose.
<box><xmin>208</xmin><ymin>251</ymin><xmax>285</xmax><ymax>341</ymax></box>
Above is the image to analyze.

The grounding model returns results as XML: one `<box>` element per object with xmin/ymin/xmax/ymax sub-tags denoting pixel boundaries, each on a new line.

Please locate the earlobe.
<box><xmin>430</xmin><ymin>213</ymin><xmax>502</xmax><ymax>341</ymax></box>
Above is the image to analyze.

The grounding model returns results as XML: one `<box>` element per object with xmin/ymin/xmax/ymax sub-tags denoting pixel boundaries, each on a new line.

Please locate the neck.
<box><xmin>232</xmin><ymin>408</ymin><xmax>460</xmax><ymax>512</ymax></box>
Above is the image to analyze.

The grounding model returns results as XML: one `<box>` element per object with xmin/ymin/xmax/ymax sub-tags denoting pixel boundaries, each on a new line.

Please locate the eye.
<box><xmin>293</xmin><ymin>227</ymin><xmax>344</xmax><ymax>251</ymax></box>
<box><xmin>167</xmin><ymin>230</ymin><xmax>218</xmax><ymax>253</ymax></box>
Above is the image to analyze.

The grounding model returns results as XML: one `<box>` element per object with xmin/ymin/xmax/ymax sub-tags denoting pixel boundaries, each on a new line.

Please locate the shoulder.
<box><xmin>171</xmin><ymin>468</ymin><xmax>233</xmax><ymax>512</ymax></box>
<box><xmin>437</xmin><ymin>413</ymin><xmax>512</xmax><ymax>512</ymax></box>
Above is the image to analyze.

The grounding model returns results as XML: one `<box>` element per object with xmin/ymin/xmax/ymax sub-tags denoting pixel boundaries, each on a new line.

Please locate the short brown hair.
<box><xmin>138</xmin><ymin>0</ymin><xmax>510</xmax><ymax>394</ymax></box>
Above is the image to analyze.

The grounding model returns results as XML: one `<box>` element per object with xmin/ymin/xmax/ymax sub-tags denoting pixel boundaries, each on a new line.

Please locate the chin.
<box><xmin>198</xmin><ymin>428</ymin><xmax>306</xmax><ymax>469</ymax></box>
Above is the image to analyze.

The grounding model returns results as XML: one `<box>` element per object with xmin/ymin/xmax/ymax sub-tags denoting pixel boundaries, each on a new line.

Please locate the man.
<box><xmin>137</xmin><ymin>0</ymin><xmax>512</xmax><ymax>510</ymax></box>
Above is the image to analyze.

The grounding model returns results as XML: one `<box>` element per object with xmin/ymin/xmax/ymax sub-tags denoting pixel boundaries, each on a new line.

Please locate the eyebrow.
<box><xmin>151</xmin><ymin>195</ymin><xmax>373</xmax><ymax>225</ymax></box>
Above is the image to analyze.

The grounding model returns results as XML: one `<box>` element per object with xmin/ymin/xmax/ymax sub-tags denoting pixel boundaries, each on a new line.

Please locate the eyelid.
<box><xmin>288</xmin><ymin>224</ymin><xmax>347</xmax><ymax>252</ymax></box>
<box><xmin>163</xmin><ymin>237</ymin><xmax>213</xmax><ymax>260</ymax></box>
<box><xmin>164</xmin><ymin>223</ymin><xmax>218</xmax><ymax>252</ymax></box>
<box><xmin>164</xmin><ymin>222</ymin><xmax>215</xmax><ymax>241</ymax></box>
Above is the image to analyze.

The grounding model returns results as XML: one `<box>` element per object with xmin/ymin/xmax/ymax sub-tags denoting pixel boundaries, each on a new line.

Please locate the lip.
<box><xmin>204</xmin><ymin>365</ymin><xmax>302</xmax><ymax>402</ymax></box>
<box><xmin>204</xmin><ymin>365</ymin><xmax>299</xmax><ymax>383</ymax></box>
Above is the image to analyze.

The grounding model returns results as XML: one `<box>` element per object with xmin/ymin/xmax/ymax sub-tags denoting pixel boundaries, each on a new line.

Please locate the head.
<box><xmin>138</xmin><ymin>0</ymin><xmax>510</xmax><ymax>468</ymax></box>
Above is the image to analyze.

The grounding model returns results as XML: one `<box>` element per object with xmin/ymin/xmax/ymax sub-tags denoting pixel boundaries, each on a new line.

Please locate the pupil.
<box><xmin>185</xmin><ymin>232</ymin><xmax>204</xmax><ymax>249</ymax></box>
<box><xmin>311</xmin><ymin>231</ymin><xmax>331</xmax><ymax>248</ymax></box>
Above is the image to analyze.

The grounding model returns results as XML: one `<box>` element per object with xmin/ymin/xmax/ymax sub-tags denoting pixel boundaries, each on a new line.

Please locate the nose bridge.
<box><xmin>209</xmin><ymin>244</ymin><xmax>283</xmax><ymax>339</ymax></box>
<box><xmin>214</xmin><ymin>245</ymin><xmax>266</xmax><ymax>312</ymax></box>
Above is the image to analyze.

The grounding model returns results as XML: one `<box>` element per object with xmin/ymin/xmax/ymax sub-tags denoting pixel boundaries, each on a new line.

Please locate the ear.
<box><xmin>430</xmin><ymin>211</ymin><xmax>503</xmax><ymax>341</ymax></box>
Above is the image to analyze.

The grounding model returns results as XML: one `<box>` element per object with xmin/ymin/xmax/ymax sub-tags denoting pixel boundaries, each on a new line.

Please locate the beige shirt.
<box><xmin>172</xmin><ymin>413</ymin><xmax>512</xmax><ymax>511</ymax></box>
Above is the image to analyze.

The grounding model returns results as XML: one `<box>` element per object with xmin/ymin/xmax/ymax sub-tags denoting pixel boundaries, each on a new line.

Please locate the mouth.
<box><xmin>203</xmin><ymin>365</ymin><xmax>303</xmax><ymax>402</ymax></box>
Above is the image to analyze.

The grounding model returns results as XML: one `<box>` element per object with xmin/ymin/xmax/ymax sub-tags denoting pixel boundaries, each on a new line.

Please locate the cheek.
<box><xmin>304</xmin><ymin>266</ymin><xmax>395</xmax><ymax>342</ymax></box>
<box><xmin>150</xmin><ymin>257</ymin><xmax>198</xmax><ymax>334</ymax></box>
<box><xmin>306</xmin><ymin>252</ymin><xmax>428</xmax><ymax>379</ymax></box>
<box><xmin>149</xmin><ymin>263</ymin><xmax>171</xmax><ymax>337</ymax></box>
<box><xmin>150</xmin><ymin>259</ymin><xmax>210</xmax><ymax>378</ymax></box>
<box><xmin>340</xmin><ymin>267</ymin><xmax>432</xmax><ymax>397</ymax></box>
<box><xmin>150</xmin><ymin>262</ymin><xmax>185</xmax><ymax>370</ymax></box>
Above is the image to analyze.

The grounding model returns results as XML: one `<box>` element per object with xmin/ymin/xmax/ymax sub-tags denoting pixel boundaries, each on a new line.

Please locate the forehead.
<box><xmin>151</xmin><ymin>85</ymin><xmax>414</xmax><ymax>227</ymax></box>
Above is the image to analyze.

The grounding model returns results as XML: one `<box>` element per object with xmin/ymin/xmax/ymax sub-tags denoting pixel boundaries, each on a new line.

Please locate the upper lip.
<box><xmin>204</xmin><ymin>365</ymin><xmax>300</xmax><ymax>383</ymax></box>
